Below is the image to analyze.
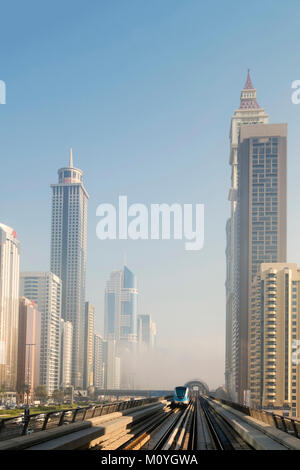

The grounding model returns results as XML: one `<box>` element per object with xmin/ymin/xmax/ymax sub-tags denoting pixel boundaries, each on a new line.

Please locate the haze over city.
<box><xmin>1</xmin><ymin>0</ymin><xmax>300</xmax><ymax>390</ymax></box>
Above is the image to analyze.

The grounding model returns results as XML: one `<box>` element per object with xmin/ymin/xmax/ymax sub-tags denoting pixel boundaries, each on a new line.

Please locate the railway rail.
<box><xmin>92</xmin><ymin>395</ymin><xmax>253</xmax><ymax>451</ymax></box>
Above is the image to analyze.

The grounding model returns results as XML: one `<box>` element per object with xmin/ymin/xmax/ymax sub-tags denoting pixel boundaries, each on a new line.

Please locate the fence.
<box><xmin>0</xmin><ymin>395</ymin><xmax>170</xmax><ymax>442</ymax></box>
<box><xmin>210</xmin><ymin>395</ymin><xmax>300</xmax><ymax>439</ymax></box>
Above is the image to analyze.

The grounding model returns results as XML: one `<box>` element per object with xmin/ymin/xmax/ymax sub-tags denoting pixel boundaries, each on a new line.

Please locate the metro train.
<box><xmin>173</xmin><ymin>386</ymin><xmax>190</xmax><ymax>406</ymax></box>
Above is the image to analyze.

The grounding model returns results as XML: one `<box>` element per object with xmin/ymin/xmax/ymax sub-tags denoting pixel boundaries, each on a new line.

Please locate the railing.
<box><xmin>0</xmin><ymin>396</ymin><xmax>170</xmax><ymax>442</ymax></box>
<box><xmin>210</xmin><ymin>395</ymin><xmax>300</xmax><ymax>439</ymax></box>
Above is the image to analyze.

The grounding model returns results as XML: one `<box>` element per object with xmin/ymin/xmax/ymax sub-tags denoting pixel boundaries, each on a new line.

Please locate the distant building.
<box><xmin>50</xmin><ymin>149</ymin><xmax>89</xmax><ymax>388</ymax></box>
<box><xmin>17</xmin><ymin>297</ymin><xmax>41</xmax><ymax>399</ymax></box>
<box><xmin>0</xmin><ymin>223</ymin><xmax>20</xmax><ymax>390</ymax></box>
<box><xmin>137</xmin><ymin>314</ymin><xmax>157</xmax><ymax>350</ymax></box>
<box><xmin>250</xmin><ymin>263</ymin><xmax>300</xmax><ymax>418</ymax></box>
<box><xmin>103</xmin><ymin>338</ymin><xmax>120</xmax><ymax>389</ymax></box>
<box><xmin>60</xmin><ymin>319</ymin><xmax>73</xmax><ymax>388</ymax></box>
<box><xmin>93</xmin><ymin>333</ymin><xmax>104</xmax><ymax>389</ymax></box>
<box><xmin>104</xmin><ymin>265</ymin><xmax>138</xmax><ymax>347</ymax></box>
<box><xmin>20</xmin><ymin>272</ymin><xmax>62</xmax><ymax>395</ymax></box>
<box><xmin>83</xmin><ymin>302</ymin><xmax>94</xmax><ymax>389</ymax></box>
<box><xmin>104</xmin><ymin>265</ymin><xmax>138</xmax><ymax>388</ymax></box>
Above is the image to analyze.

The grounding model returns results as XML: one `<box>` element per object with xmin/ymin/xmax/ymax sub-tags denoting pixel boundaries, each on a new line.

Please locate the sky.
<box><xmin>1</xmin><ymin>0</ymin><xmax>300</xmax><ymax>389</ymax></box>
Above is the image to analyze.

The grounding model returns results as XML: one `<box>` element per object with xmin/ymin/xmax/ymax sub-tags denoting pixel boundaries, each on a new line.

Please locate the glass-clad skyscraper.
<box><xmin>50</xmin><ymin>149</ymin><xmax>89</xmax><ymax>388</ymax></box>
<box><xmin>105</xmin><ymin>265</ymin><xmax>138</xmax><ymax>345</ymax></box>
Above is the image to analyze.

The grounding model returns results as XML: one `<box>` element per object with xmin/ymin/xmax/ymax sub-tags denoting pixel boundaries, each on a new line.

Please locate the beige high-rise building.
<box><xmin>0</xmin><ymin>224</ymin><xmax>20</xmax><ymax>390</ymax></box>
<box><xmin>20</xmin><ymin>272</ymin><xmax>62</xmax><ymax>395</ymax></box>
<box><xmin>237</xmin><ymin>123</ymin><xmax>287</xmax><ymax>404</ymax></box>
<box><xmin>17</xmin><ymin>297</ymin><xmax>41</xmax><ymax>399</ymax></box>
<box><xmin>250</xmin><ymin>263</ymin><xmax>300</xmax><ymax>418</ymax></box>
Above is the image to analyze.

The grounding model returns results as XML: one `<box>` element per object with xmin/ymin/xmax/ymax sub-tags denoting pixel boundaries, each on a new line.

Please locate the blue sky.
<box><xmin>1</xmin><ymin>0</ymin><xmax>300</xmax><ymax>388</ymax></box>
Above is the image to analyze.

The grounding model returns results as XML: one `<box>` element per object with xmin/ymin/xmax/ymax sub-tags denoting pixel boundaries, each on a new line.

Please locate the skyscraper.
<box><xmin>104</xmin><ymin>265</ymin><xmax>138</xmax><ymax>346</ymax></box>
<box><xmin>20</xmin><ymin>272</ymin><xmax>62</xmax><ymax>395</ymax></box>
<box><xmin>237</xmin><ymin>123</ymin><xmax>287</xmax><ymax>403</ymax></box>
<box><xmin>225</xmin><ymin>71</ymin><xmax>269</xmax><ymax>401</ymax></box>
<box><xmin>250</xmin><ymin>264</ymin><xmax>300</xmax><ymax>418</ymax></box>
<box><xmin>104</xmin><ymin>265</ymin><xmax>138</xmax><ymax>388</ymax></box>
<box><xmin>83</xmin><ymin>302</ymin><xmax>94</xmax><ymax>390</ymax></box>
<box><xmin>137</xmin><ymin>314</ymin><xmax>157</xmax><ymax>350</ymax></box>
<box><xmin>0</xmin><ymin>224</ymin><xmax>20</xmax><ymax>390</ymax></box>
<box><xmin>17</xmin><ymin>297</ymin><xmax>41</xmax><ymax>399</ymax></box>
<box><xmin>50</xmin><ymin>149</ymin><xmax>89</xmax><ymax>388</ymax></box>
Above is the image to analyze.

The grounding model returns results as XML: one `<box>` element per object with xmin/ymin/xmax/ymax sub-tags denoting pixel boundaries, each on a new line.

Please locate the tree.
<box><xmin>52</xmin><ymin>389</ymin><xmax>64</xmax><ymax>405</ymax></box>
<box><xmin>0</xmin><ymin>386</ymin><xmax>4</xmax><ymax>405</ymax></box>
<box><xmin>34</xmin><ymin>385</ymin><xmax>48</xmax><ymax>404</ymax></box>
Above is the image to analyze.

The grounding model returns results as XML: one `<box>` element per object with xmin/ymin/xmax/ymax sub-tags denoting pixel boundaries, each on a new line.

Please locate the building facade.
<box><xmin>20</xmin><ymin>272</ymin><xmax>62</xmax><ymax>395</ymax></box>
<box><xmin>50</xmin><ymin>149</ymin><xmax>89</xmax><ymax>388</ymax></box>
<box><xmin>83</xmin><ymin>302</ymin><xmax>94</xmax><ymax>389</ymax></box>
<box><xmin>137</xmin><ymin>314</ymin><xmax>157</xmax><ymax>350</ymax></box>
<box><xmin>237</xmin><ymin>124</ymin><xmax>287</xmax><ymax>403</ymax></box>
<box><xmin>250</xmin><ymin>264</ymin><xmax>300</xmax><ymax>418</ymax></box>
<box><xmin>103</xmin><ymin>338</ymin><xmax>120</xmax><ymax>389</ymax></box>
<box><xmin>60</xmin><ymin>319</ymin><xmax>73</xmax><ymax>388</ymax></box>
<box><xmin>93</xmin><ymin>333</ymin><xmax>104</xmax><ymax>389</ymax></box>
<box><xmin>17</xmin><ymin>297</ymin><xmax>41</xmax><ymax>400</ymax></box>
<box><xmin>0</xmin><ymin>223</ymin><xmax>20</xmax><ymax>390</ymax></box>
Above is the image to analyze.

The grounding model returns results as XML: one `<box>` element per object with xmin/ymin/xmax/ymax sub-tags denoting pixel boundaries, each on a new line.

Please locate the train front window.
<box><xmin>175</xmin><ymin>387</ymin><xmax>186</xmax><ymax>398</ymax></box>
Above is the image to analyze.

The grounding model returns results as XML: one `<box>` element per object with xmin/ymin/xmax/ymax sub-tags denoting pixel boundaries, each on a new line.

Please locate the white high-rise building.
<box><xmin>0</xmin><ymin>224</ymin><xmax>20</xmax><ymax>390</ymax></box>
<box><xmin>20</xmin><ymin>272</ymin><xmax>62</xmax><ymax>395</ymax></box>
<box><xmin>93</xmin><ymin>333</ymin><xmax>104</xmax><ymax>389</ymax></box>
<box><xmin>225</xmin><ymin>71</ymin><xmax>269</xmax><ymax>401</ymax></box>
<box><xmin>83</xmin><ymin>302</ymin><xmax>94</xmax><ymax>390</ymax></box>
<box><xmin>50</xmin><ymin>149</ymin><xmax>89</xmax><ymax>388</ymax></box>
<box><xmin>60</xmin><ymin>319</ymin><xmax>73</xmax><ymax>388</ymax></box>
<box><xmin>103</xmin><ymin>338</ymin><xmax>120</xmax><ymax>389</ymax></box>
<box><xmin>137</xmin><ymin>314</ymin><xmax>157</xmax><ymax>351</ymax></box>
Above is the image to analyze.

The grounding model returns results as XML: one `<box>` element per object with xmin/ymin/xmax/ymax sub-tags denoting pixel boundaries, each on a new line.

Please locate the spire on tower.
<box><xmin>239</xmin><ymin>69</ymin><xmax>260</xmax><ymax>110</ymax></box>
<box><xmin>244</xmin><ymin>69</ymin><xmax>254</xmax><ymax>90</ymax></box>
<box><xmin>69</xmin><ymin>147</ymin><xmax>73</xmax><ymax>168</ymax></box>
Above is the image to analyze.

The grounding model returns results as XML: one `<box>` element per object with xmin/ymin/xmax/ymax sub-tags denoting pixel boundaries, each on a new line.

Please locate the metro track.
<box><xmin>93</xmin><ymin>395</ymin><xmax>253</xmax><ymax>451</ymax></box>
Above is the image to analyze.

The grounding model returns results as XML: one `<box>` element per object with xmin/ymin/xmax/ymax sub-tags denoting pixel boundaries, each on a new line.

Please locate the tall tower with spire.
<box><xmin>226</xmin><ymin>71</ymin><xmax>269</xmax><ymax>401</ymax></box>
<box><xmin>50</xmin><ymin>149</ymin><xmax>89</xmax><ymax>388</ymax></box>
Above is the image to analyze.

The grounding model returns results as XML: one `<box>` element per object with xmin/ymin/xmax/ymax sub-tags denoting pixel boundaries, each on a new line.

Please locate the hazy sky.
<box><xmin>1</xmin><ymin>0</ymin><xmax>300</xmax><ymax>389</ymax></box>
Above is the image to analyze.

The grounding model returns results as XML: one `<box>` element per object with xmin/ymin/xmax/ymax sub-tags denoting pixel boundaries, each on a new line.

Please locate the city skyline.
<box><xmin>2</xmin><ymin>1</ymin><xmax>300</xmax><ymax>390</ymax></box>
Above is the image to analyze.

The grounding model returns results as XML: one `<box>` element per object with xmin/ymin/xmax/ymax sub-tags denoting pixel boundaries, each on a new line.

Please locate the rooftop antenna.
<box><xmin>69</xmin><ymin>147</ymin><xmax>73</xmax><ymax>168</ymax></box>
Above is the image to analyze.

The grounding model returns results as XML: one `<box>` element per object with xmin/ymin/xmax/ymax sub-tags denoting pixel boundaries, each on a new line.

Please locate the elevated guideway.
<box><xmin>1</xmin><ymin>394</ymin><xmax>300</xmax><ymax>450</ymax></box>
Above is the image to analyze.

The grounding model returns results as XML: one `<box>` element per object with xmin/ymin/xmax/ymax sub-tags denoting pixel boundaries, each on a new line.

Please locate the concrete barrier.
<box><xmin>208</xmin><ymin>398</ymin><xmax>300</xmax><ymax>450</ymax></box>
<box><xmin>0</xmin><ymin>400</ymin><xmax>169</xmax><ymax>450</ymax></box>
